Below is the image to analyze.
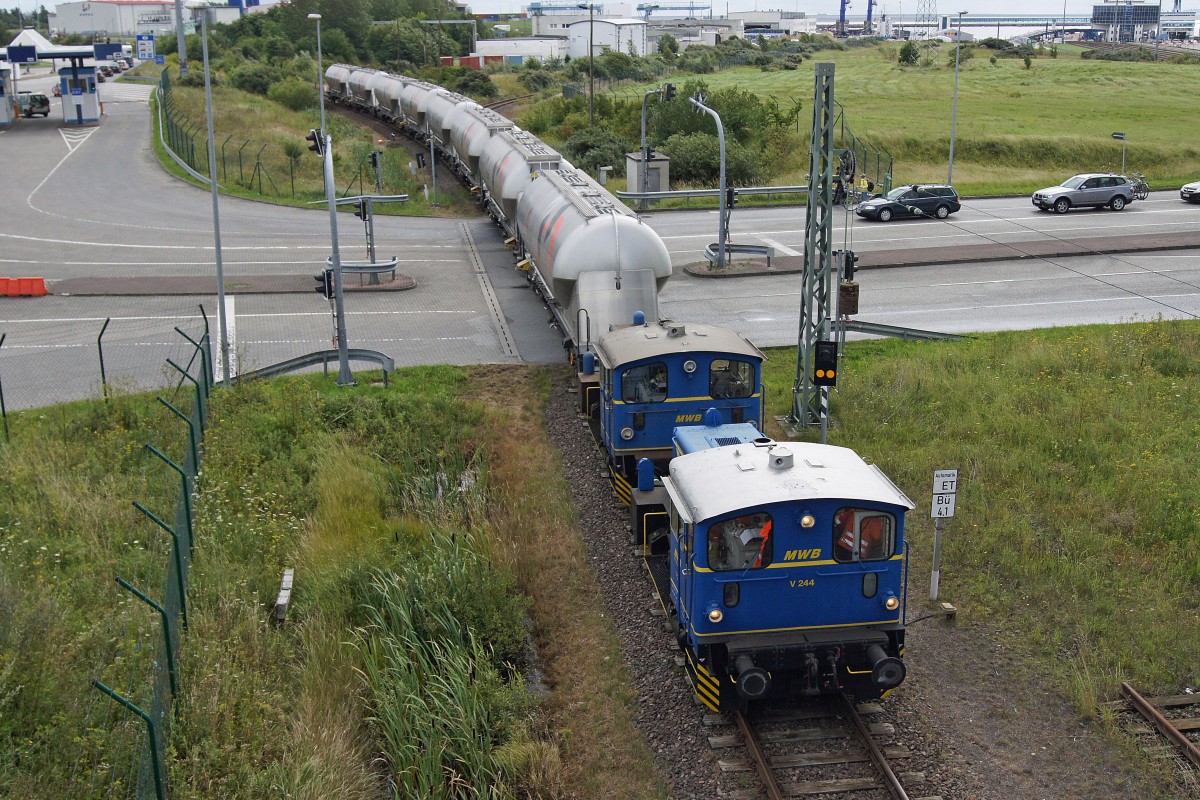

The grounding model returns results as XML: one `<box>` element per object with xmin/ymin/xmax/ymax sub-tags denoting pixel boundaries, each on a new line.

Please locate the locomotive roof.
<box><xmin>665</xmin><ymin>441</ymin><xmax>914</xmax><ymax>524</ymax></box>
<box><xmin>595</xmin><ymin>321</ymin><xmax>764</xmax><ymax>369</ymax></box>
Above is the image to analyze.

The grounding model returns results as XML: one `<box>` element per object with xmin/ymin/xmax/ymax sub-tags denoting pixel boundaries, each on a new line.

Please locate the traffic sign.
<box><xmin>931</xmin><ymin>493</ymin><xmax>957</xmax><ymax>518</ymax></box>
<box><xmin>155</xmin><ymin>55</ymin><xmax>165</xmax><ymax>66</ymax></box>
<box><xmin>7</xmin><ymin>45</ymin><xmax>37</xmax><ymax>64</ymax></box>
<box><xmin>930</xmin><ymin>468</ymin><xmax>958</xmax><ymax>518</ymax></box>
<box><xmin>137</xmin><ymin>34</ymin><xmax>156</xmax><ymax>60</ymax></box>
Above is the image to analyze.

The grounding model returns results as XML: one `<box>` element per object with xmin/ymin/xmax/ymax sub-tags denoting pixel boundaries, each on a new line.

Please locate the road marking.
<box><xmin>59</xmin><ymin>127</ymin><xmax>97</xmax><ymax>152</ymax></box>
<box><xmin>462</xmin><ymin>221</ymin><xmax>520</xmax><ymax>360</ymax></box>
<box><xmin>757</xmin><ymin>237</ymin><xmax>801</xmax><ymax>256</ymax></box>
<box><xmin>0</xmin><ymin>310</ymin><xmax>475</xmax><ymax>325</ymax></box>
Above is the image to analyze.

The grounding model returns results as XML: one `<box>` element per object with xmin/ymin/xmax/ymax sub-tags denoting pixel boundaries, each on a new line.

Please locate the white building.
<box><xmin>476</xmin><ymin>36</ymin><xmax>567</xmax><ymax>62</ymax></box>
<box><xmin>568</xmin><ymin>18</ymin><xmax>648</xmax><ymax>58</ymax></box>
<box><xmin>50</xmin><ymin>0</ymin><xmax>206</xmax><ymax>38</ymax></box>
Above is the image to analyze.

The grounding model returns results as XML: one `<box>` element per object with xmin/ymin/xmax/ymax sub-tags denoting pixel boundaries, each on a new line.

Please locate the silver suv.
<box><xmin>1032</xmin><ymin>173</ymin><xmax>1135</xmax><ymax>213</ymax></box>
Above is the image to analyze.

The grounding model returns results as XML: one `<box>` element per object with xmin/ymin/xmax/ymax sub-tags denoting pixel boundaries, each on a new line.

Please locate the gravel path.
<box><xmin>544</xmin><ymin>378</ymin><xmax>1179</xmax><ymax>800</ymax></box>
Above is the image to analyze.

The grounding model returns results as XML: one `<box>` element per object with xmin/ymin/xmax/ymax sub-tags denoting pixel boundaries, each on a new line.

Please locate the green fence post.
<box><xmin>89</xmin><ymin>680</ymin><xmax>167</xmax><ymax>800</ymax></box>
<box><xmin>97</xmin><ymin>317</ymin><xmax>111</xmax><ymax>402</ymax></box>
<box><xmin>115</xmin><ymin>577</ymin><xmax>179</xmax><ymax>699</ymax></box>
<box><xmin>157</xmin><ymin>397</ymin><xmax>198</xmax><ymax>471</ymax></box>
<box><xmin>166</xmin><ymin>358</ymin><xmax>205</xmax><ymax>433</ymax></box>
<box><xmin>174</xmin><ymin>327</ymin><xmax>211</xmax><ymax>400</ymax></box>
<box><xmin>144</xmin><ymin>444</ymin><xmax>194</xmax><ymax>560</ymax></box>
<box><xmin>133</xmin><ymin>501</ymin><xmax>189</xmax><ymax>630</ymax></box>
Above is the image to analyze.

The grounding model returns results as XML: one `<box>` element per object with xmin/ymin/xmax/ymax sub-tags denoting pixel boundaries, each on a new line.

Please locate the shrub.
<box><xmin>562</xmin><ymin>126</ymin><xmax>629</xmax><ymax>176</ymax></box>
<box><xmin>268</xmin><ymin>76</ymin><xmax>316</xmax><ymax>111</ymax></box>
<box><xmin>899</xmin><ymin>40</ymin><xmax>919</xmax><ymax>65</ymax></box>
<box><xmin>229</xmin><ymin>62</ymin><xmax>275</xmax><ymax>95</ymax></box>
<box><xmin>659</xmin><ymin>131</ymin><xmax>763</xmax><ymax>185</ymax></box>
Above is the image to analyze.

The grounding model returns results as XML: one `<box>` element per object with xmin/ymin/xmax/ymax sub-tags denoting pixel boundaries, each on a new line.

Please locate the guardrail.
<box><xmin>703</xmin><ymin>242</ymin><xmax>775</xmax><ymax>268</ymax></box>
<box><xmin>615</xmin><ymin>185</ymin><xmax>808</xmax><ymax>207</ymax></box>
<box><xmin>237</xmin><ymin>348</ymin><xmax>396</xmax><ymax>384</ymax></box>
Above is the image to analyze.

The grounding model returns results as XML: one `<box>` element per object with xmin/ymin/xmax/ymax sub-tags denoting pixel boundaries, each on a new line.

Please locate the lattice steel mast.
<box><xmin>789</xmin><ymin>63</ymin><xmax>836</xmax><ymax>432</ymax></box>
<box><xmin>914</xmin><ymin>0</ymin><xmax>938</xmax><ymax>36</ymax></box>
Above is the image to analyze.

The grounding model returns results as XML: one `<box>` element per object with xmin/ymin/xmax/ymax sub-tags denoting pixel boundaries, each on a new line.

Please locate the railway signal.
<box><xmin>813</xmin><ymin>340</ymin><xmax>837</xmax><ymax>387</ymax></box>
<box><xmin>313</xmin><ymin>268</ymin><xmax>333</xmax><ymax>299</ymax></box>
<box><xmin>305</xmin><ymin>128</ymin><xmax>324</xmax><ymax>156</ymax></box>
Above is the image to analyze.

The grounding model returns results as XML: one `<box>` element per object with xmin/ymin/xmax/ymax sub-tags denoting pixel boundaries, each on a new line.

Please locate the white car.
<box><xmin>1181</xmin><ymin>181</ymin><xmax>1200</xmax><ymax>203</ymax></box>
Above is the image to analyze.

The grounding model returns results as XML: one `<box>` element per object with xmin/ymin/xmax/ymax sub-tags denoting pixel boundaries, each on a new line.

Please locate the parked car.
<box><xmin>1032</xmin><ymin>173</ymin><xmax>1135</xmax><ymax>213</ymax></box>
<box><xmin>855</xmin><ymin>184</ymin><xmax>961</xmax><ymax>222</ymax></box>
<box><xmin>1181</xmin><ymin>180</ymin><xmax>1200</xmax><ymax>203</ymax></box>
<box><xmin>16</xmin><ymin>91</ymin><xmax>50</xmax><ymax>118</ymax></box>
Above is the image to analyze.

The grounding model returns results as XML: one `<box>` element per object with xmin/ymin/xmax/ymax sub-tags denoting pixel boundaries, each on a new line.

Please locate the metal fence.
<box><xmin>0</xmin><ymin>308</ymin><xmax>211</xmax><ymax>800</ymax></box>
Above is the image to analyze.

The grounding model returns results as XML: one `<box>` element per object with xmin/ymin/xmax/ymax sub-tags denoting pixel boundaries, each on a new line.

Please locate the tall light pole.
<box><xmin>947</xmin><ymin>10</ymin><xmax>967</xmax><ymax>186</ymax></box>
<box><xmin>309</xmin><ymin>13</ymin><xmax>353</xmax><ymax>386</ymax></box>
<box><xmin>308</xmin><ymin>13</ymin><xmax>326</xmax><ymax>137</ymax></box>
<box><xmin>577</xmin><ymin>3</ymin><xmax>595</xmax><ymax>127</ymax></box>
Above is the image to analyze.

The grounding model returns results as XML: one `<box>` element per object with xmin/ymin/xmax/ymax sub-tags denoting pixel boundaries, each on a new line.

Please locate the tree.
<box><xmin>449</xmin><ymin>70</ymin><xmax>498</xmax><ymax>100</ymax></box>
<box><xmin>658</xmin><ymin>33</ymin><xmax>679</xmax><ymax>56</ymax></box>
<box><xmin>659</xmin><ymin>132</ymin><xmax>762</xmax><ymax>185</ymax></box>
<box><xmin>898</xmin><ymin>40</ymin><xmax>919</xmax><ymax>65</ymax></box>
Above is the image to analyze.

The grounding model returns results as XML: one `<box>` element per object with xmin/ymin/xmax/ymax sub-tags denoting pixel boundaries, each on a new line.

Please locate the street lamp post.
<box><xmin>577</xmin><ymin>3</ymin><xmax>595</xmax><ymax>126</ymax></box>
<box><xmin>308</xmin><ymin>13</ymin><xmax>326</xmax><ymax>137</ymax></box>
<box><xmin>1112</xmin><ymin>131</ymin><xmax>1127</xmax><ymax>174</ymax></box>
<box><xmin>947</xmin><ymin>10</ymin><xmax>967</xmax><ymax>186</ymax></box>
<box><xmin>309</xmin><ymin>13</ymin><xmax>353</xmax><ymax>386</ymax></box>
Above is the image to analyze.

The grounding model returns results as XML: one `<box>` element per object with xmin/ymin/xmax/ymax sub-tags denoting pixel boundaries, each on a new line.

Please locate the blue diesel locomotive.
<box><xmin>631</xmin><ymin>417</ymin><xmax>913</xmax><ymax>711</ymax></box>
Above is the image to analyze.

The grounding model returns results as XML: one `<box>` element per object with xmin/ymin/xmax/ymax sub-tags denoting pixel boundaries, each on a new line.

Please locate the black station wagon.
<box><xmin>855</xmin><ymin>184</ymin><xmax>961</xmax><ymax>222</ymax></box>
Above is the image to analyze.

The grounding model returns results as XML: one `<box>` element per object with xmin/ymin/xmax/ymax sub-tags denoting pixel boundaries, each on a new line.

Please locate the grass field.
<box><xmin>623</xmin><ymin>44</ymin><xmax>1200</xmax><ymax>195</ymax></box>
<box><xmin>3</xmin><ymin>321</ymin><xmax>1197</xmax><ymax>797</ymax></box>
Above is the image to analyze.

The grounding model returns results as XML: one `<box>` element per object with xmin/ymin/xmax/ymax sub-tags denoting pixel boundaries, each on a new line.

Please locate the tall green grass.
<box><xmin>763</xmin><ymin>320</ymin><xmax>1200</xmax><ymax>713</ymax></box>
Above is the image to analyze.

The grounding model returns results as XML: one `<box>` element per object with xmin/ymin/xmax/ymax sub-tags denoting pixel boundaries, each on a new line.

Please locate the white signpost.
<box><xmin>930</xmin><ymin>469</ymin><xmax>958</xmax><ymax>600</ymax></box>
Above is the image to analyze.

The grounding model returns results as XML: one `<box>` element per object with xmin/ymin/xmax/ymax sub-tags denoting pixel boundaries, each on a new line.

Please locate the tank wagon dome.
<box><xmin>667</xmin><ymin>442</ymin><xmax>915</xmax><ymax>524</ymax></box>
<box><xmin>397</xmin><ymin>79</ymin><xmax>439</xmax><ymax>125</ymax></box>
<box><xmin>448</xmin><ymin>105</ymin><xmax>514</xmax><ymax>173</ymax></box>
<box><xmin>373</xmin><ymin>73</ymin><xmax>408</xmax><ymax>118</ymax></box>
<box><xmin>479</xmin><ymin>128</ymin><xmax>562</xmax><ymax>221</ymax></box>
<box><xmin>324</xmin><ymin>63</ymin><xmax>354</xmax><ymax>96</ymax></box>
<box><xmin>594</xmin><ymin>321</ymin><xmax>763</xmax><ymax>370</ymax></box>
<box><xmin>516</xmin><ymin>168</ymin><xmax>672</xmax><ymax>288</ymax></box>
<box><xmin>423</xmin><ymin>87</ymin><xmax>476</xmax><ymax>142</ymax></box>
<box><xmin>348</xmin><ymin>67</ymin><xmax>388</xmax><ymax>106</ymax></box>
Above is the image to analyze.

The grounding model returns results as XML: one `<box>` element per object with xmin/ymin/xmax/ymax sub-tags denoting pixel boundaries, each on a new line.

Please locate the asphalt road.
<box><xmin>3</xmin><ymin>78</ymin><xmax>1200</xmax><ymax>410</ymax></box>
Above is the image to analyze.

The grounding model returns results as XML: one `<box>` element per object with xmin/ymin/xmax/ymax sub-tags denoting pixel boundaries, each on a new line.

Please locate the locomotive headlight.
<box><xmin>800</xmin><ymin>513</ymin><xmax>815</xmax><ymax>528</ymax></box>
<box><xmin>707</xmin><ymin>605</ymin><xmax>724</xmax><ymax>624</ymax></box>
<box><xmin>883</xmin><ymin>592</ymin><xmax>900</xmax><ymax>612</ymax></box>
<box><xmin>620</xmin><ymin>427</ymin><xmax>635</xmax><ymax>441</ymax></box>
<box><xmin>683</xmin><ymin>359</ymin><xmax>697</xmax><ymax>374</ymax></box>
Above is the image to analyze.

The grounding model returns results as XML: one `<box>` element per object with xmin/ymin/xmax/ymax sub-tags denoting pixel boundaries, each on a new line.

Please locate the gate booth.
<box><xmin>0</xmin><ymin>66</ymin><xmax>13</xmax><ymax>127</ymax></box>
<box><xmin>57</xmin><ymin>63</ymin><xmax>100</xmax><ymax>124</ymax></box>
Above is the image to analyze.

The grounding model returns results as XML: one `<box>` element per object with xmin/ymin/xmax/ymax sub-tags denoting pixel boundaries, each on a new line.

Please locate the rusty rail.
<box><xmin>841</xmin><ymin>694</ymin><xmax>911</xmax><ymax>800</ymax></box>
<box><xmin>734</xmin><ymin>710</ymin><xmax>786</xmax><ymax>800</ymax></box>
<box><xmin>1121</xmin><ymin>682</ymin><xmax>1200</xmax><ymax>769</ymax></box>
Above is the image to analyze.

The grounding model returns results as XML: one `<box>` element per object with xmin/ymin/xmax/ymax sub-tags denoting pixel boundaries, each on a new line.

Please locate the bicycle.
<box><xmin>1128</xmin><ymin>172</ymin><xmax>1150</xmax><ymax>201</ymax></box>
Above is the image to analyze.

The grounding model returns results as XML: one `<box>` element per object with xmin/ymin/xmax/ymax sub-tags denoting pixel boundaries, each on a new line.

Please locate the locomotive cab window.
<box><xmin>709</xmin><ymin>359</ymin><xmax>754</xmax><ymax>399</ymax></box>
<box><xmin>707</xmin><ymin>512</ymin><xmax>773</xmax><ymax>571</ymax></box>
<box><xmin>833</xmin><ymin>508</ymin><xmax>896</xmax><ymax>563</ymax></box>
<box><xmin>622</xmin><ymin>362</ymin><xmax>668</xmax><ymax>403</ymax></box>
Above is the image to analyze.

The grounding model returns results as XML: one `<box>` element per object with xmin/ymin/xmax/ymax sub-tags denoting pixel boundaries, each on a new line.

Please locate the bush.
<box><xmin>518</xmin><ymin>69</ymin><xmax>554</xmax><ymax>93</ymax></box>
<box><xmin>229</xmin><ymin>62</ymin><xmax>276</xmax><ymax>95</ymax></box>
<box><xmin>562</xmin><ymin>126</ymin><xmax>629</xmax><ymax>177</ymax></box>
<box><xmin>267</xmin><ymin>76</ymin><xmax>316</xmax><ymax>111</ymax></box>
<box><xmin>899</xmin><ymin>40</ymin><xmax>920</xmax><ymax>65</ymax></box>
<box><xmin>659</xmin><ymin>131</ymin><xmax>763</xmax><ymax>185</ymax></box>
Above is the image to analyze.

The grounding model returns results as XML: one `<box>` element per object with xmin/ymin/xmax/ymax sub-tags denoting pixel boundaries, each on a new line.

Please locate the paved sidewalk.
<box><xmin>683</xmin><ymin>229</ymin><xmax>1200</xmax><ymax>277</ymax></box>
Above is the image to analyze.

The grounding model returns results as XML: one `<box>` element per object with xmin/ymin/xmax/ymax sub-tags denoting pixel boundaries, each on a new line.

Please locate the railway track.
<box><xmin>706</xmin><ymin>696</ymin><xmax>942</xmax><ymax>799</ymax></box>
<box><xmin>1119</xmin><ymin>682</ymin><xmax>1200</xmax><ymax>773</ymax></box>
<box><xmin>482</xmin><ymin>92</ymin><xmax>536</xmax><ymax>116</ymax></box>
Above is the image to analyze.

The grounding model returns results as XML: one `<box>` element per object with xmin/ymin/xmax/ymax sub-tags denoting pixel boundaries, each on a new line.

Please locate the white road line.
<box><xmin>757</xmin><ymin>237</ymin><xmax>801</xmax><ymax>256</ymax></box>
<box><xmin>0</xmin><ymin>309</ymin><xmax>475</xmax><ymax>325</ymax></box>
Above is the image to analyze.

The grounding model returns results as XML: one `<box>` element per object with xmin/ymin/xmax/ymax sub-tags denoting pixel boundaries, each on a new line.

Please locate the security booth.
<box><xmin>57</xmin><ymin>64</ymin><xmax>100</xmax><ymax>124</ymax></box>
<box><xmin>0</xmin><ymin>66</ymin><xmax>13</xmax><ymax>127</ymax></box>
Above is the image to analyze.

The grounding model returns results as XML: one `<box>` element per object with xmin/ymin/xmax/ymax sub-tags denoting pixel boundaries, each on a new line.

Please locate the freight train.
<box><xmin>324</xmin><ymin>64</ymin><xmax>912</xmax><ymax>711</ymax></box>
